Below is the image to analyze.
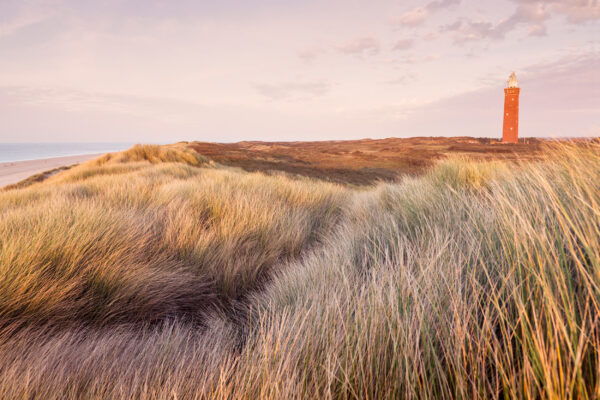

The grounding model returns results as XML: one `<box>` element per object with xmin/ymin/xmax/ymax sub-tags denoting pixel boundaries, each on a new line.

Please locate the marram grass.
<box><xmin>0</xmin><ymin>144</ymin><xmax>598</xmax><ymax>399</ymax></box>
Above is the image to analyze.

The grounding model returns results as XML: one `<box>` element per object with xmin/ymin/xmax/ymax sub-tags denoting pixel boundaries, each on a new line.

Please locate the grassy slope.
<box><xmin>0</xmin><ymin>143</ymin><xmax>599</xmax><ymax>399</ymax></box>
<box><xmin>186</xmin><ymin>137</ymin><xmax>544</xmax><ymax>185</ymax></box>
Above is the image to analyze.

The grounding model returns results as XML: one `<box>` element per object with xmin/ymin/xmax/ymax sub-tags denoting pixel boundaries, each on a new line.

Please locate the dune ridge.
<box><xmin>0</xmin><ymin>142</ymin><xmax>598</xmax><ymax>398</ymax></box>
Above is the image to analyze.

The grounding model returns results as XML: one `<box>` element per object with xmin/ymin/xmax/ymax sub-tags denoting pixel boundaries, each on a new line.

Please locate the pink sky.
<box><xmin>0</xmin><ymin>0</ymin><xmax>598</xmax><ymax>142</ymax></box>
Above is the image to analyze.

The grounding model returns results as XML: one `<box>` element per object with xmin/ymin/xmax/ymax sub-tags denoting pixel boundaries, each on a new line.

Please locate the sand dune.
<box><xmin>0</xmin><ymin>154</ymin><xmax>101</xmax><ymax>188</ymax></box>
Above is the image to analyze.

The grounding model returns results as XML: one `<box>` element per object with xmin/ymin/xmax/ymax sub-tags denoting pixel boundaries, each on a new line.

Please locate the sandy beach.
<box><xmin>0</xmin><ymin>153</ymin><xmax>101</xmax><ymax>188</ymax></box>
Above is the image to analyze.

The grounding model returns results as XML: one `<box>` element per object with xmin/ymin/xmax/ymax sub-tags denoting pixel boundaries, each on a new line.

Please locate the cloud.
<box><xmin>443</xmin><ymin>0</ymin><xmax>599</xmax><ymax>44</ymax></box>
<box><xmin>0</xmin><ymin>85</ymin><xmax>211</xmax><ymax>119</ymax></box>
<box><xmin>298</xmin><ymin>47</ymin><xmax>323</xmax><ymax>63</ymax></box>
<box><xmin>455</xmin><ymin>1</ymin><xmax>550</xmax><ymax>42</ymax></box>
<box><xmin>423</xmin><ymin>31</ymin><xmax>440</xmax><ymax>41</ymax></box>
<box><xmin>0</xmin><ymin>84</ymin><xmax>241</xmax><ymax>140</ymax></box>
<box><xmin>0</xmin><ymin>1</ymin><xmax>55</xmax><ymax>38</ymax></box>
<box><xmin>1</xmin><ymin>84</ymin><xmax>347</xmax><ymax>142</ymax></box>
<box><xmin>398</xmin><ymin>54</ymin><xmax>441</xmax><ymax>64</ymax></box>
<box><xmin>336</xmin><ymin>37</ymin><xmax>380</xmax><ymax>56</ymax></box>
<box><xmin>255</xmin><ymin>81</ymin><xmax>330</xmax><ymax>101</ymax></box>
<box><xmin>383</xmin><ymin>73</ymin><xmax>417</xmax><ymax>85</ymax></box>
<box><xmin>443</xmin><ymin>2</ymin><xmax>550</xmax><ymax>43</ymax></box>
<box><xmin>540</xmin><ymin>0</ymin><xmax>600</xmax><ymax>23</ymax></box>
<box><xmin>297</xmin><ymin>44</ymin><xmax>329</xmax><ymax>63</ymax></box>
<box><xmin>392</xmin><ymin>0</ymin><xmax>460</xmax><ymax>28</ymax></box>
<box><xmin>393</xmin><ymin>8</ymin><xmax>429</xmax><ymax>27</ymax></box>
<box><xmin>392</xmin><ymin>39</ymin><xmax>414</xmax><ymax>51</ymax></box>
<box><xmin>441</xmin><ymin>20</ymin><xmax>506</xmax><ymax>43</ymax></box>
<box><xmin>528</xmin><ymin>23</ymin><xmax>547</xmax><ymax>36</ymax></box>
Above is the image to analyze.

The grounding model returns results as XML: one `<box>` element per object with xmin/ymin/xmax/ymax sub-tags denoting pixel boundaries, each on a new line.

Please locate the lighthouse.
<box><xmin>502</xmin><ymin>72</ymin><xmax>520</xmax><ymax>143</ymax></box>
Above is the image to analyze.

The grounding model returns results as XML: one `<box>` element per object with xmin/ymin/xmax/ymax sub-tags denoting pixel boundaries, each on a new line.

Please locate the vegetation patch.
<box><xmin>0</xmin><ymin>142</ymin><xmax>599</xmax><ymax>398</ymax></box>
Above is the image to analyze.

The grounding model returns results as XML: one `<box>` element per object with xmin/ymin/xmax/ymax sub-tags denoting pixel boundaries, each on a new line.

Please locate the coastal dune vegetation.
<box><xmin>0</xmin><ymin>142</ymin><xmax>599</xmax><ymax>399</ymax></box>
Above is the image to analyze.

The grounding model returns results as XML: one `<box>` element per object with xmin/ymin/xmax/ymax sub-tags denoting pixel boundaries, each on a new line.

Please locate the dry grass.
<box><xmin>92</xmin><ymin>143</ymin><xmax>211</xmax><ymax>167</ymax></box>
<box><xmin>0</xmin><ymin>145</ymin><xmax>347</xmax><ymax>331</ymax></box>
<box><xmin>185</xmin><ymin>137</ymin><xmax>545</xmax><ymax>185</ymax></box>
<box><xmin>0</xmin><ymin>142</ymin><xmax>599</xmax><ymax>399</ymax></box>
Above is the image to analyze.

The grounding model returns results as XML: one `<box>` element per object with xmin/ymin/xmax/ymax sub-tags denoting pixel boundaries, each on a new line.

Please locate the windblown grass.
<box><xmin>0</xmin><ymin>145</ymin><xmax>347</xmax><ymax>330</ymax></box>
<box><xmin>0</xmin><ymin>143</ymin><xmax>598</xmax><ymax>399</ymax></box>
<box><xmin>92</xmin><ymin>143</ymin><xmax>210</xmax><ymax>166</ymax></box>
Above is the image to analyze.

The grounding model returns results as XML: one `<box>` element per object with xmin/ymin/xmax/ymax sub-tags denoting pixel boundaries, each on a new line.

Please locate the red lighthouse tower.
<box><xmin>502</xmin><ymin>72</ymin><xmax>520</xmax><ymax>143</ymax></box>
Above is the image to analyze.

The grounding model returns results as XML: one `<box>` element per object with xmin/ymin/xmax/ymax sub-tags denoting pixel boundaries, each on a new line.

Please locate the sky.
<box><xmin>0</xmin><ymin>0</ymin><xmax>598</xmax><ymax>143</ymax></box>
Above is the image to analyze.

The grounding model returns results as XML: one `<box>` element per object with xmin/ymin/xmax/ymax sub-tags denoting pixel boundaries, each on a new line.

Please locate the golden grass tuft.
<box><xmin>91</xmin><ymin>143</ymin><xmax>211</xmax><ymax>167</ymax></box>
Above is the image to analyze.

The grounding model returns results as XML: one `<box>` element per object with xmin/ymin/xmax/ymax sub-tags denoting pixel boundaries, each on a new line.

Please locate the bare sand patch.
<box><xmin>0</xmin><ymin>154</ymin><xmax>101</xmax><ymax>188</ymax></box>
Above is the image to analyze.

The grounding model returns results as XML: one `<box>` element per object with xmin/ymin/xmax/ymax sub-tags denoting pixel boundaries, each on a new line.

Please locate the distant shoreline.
<box><xmin>0</xmin><ymin>152</ymin><xmax>104</xmax><ymax>164</ymax></box>
<box><xmin>0</xmin><ymin>142</ymin><xmax>133</xmax><ymax>164</ymax></box>
<box><xmin>0</xmin><ymin>153</ymin><xmax>102</xmax><ymax>188</ymax></box>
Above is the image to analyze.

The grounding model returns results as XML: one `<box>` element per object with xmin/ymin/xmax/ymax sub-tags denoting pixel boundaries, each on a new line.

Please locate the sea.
<box><xmin>0</xmin><ymin>143</ymin><xmax>134</xmax><ymax>163</ymax></box>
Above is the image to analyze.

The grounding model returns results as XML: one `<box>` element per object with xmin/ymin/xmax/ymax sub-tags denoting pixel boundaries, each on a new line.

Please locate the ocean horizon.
<box><xmin>0</xmin><ymin>142</ymin><xmax>135</xmax><ymax>163</ymax></box>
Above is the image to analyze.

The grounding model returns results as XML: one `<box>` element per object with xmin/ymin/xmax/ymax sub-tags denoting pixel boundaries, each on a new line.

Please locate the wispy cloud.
<box><xmin>255</xmin><ymin>81</ymin><xmax>331</xmax><ymax>101</ymax></box>
<box><xmin>0</xmin><ymin>85</ymin><xmax>207</xmax><ymax>117</ymax></box>
<box><xmin>544</xmin><ymin>0</ymin><xmax>600</xmax><ymax>23</ymax></box>
<box><xmin>527</xmin><ymin>24</ymin><xmax>547</xmax><ymax>36</ymax></box>
<box><xmin>0</xmin><ymin>1</ymin><xmax>55</xmax><ymax>38</ymax></box>
<box><xmin>336</xmin><ymin>37</ymin><xmax>380</xmax><ymax>56</ymax></box>
<box><xmin>297</xmin><ymin>45</ymin><xmax>326</xmax><ymax>63</ymax></box>
<box><xmin>443</xmin><ymin>0</ymin><xmax>599</xmax><ymax>44</ymax></box>
<box><xmin>383</xmin><ymin>73</ymin><xmax>417</xmax><ymax>86</ymax></box>
<box><xmin>298</xmin><ymin>49</ymin><xmax>320</xmax><ymax>62</ymax></box>
<box><xmin>398</xmin><ymin>54</ymin><xmax>441</xmax><ymax>64</ymax></box>
<box><xmin>442</xmin><ymin>2</ymin><xmax>550</xmax><ymax>43</ymax></box>
<box><xmin>392</xmin><ymin>39</ymin><xmax>414</xmax><ymax>51</ymax></box>
<box><xmin>392</xmin><ymin>0</ymin><xmax>460</xmax><ymax>28</ymax></box>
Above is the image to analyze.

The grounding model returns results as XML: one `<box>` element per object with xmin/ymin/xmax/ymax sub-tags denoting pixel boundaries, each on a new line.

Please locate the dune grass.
<box><xmin>91</xmin><ymin>143</ymin><xmax>211</xmax><ymax>167</ymax></box>
<box><xmin>0</xmin><ymin>146</ymin><xmax>347</xmax><ymax>330</ymax></box>
<box><xmin>0</xmin><ymin>143</ymin><xmax>598</xmax><ymax>399</ymax></box>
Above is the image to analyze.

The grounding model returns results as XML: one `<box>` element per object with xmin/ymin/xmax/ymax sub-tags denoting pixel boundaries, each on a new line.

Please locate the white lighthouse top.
<box><xmin>507</xmin><ymin>72</ymin><xmax>518</xmax><ymax>88</ymax></box>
